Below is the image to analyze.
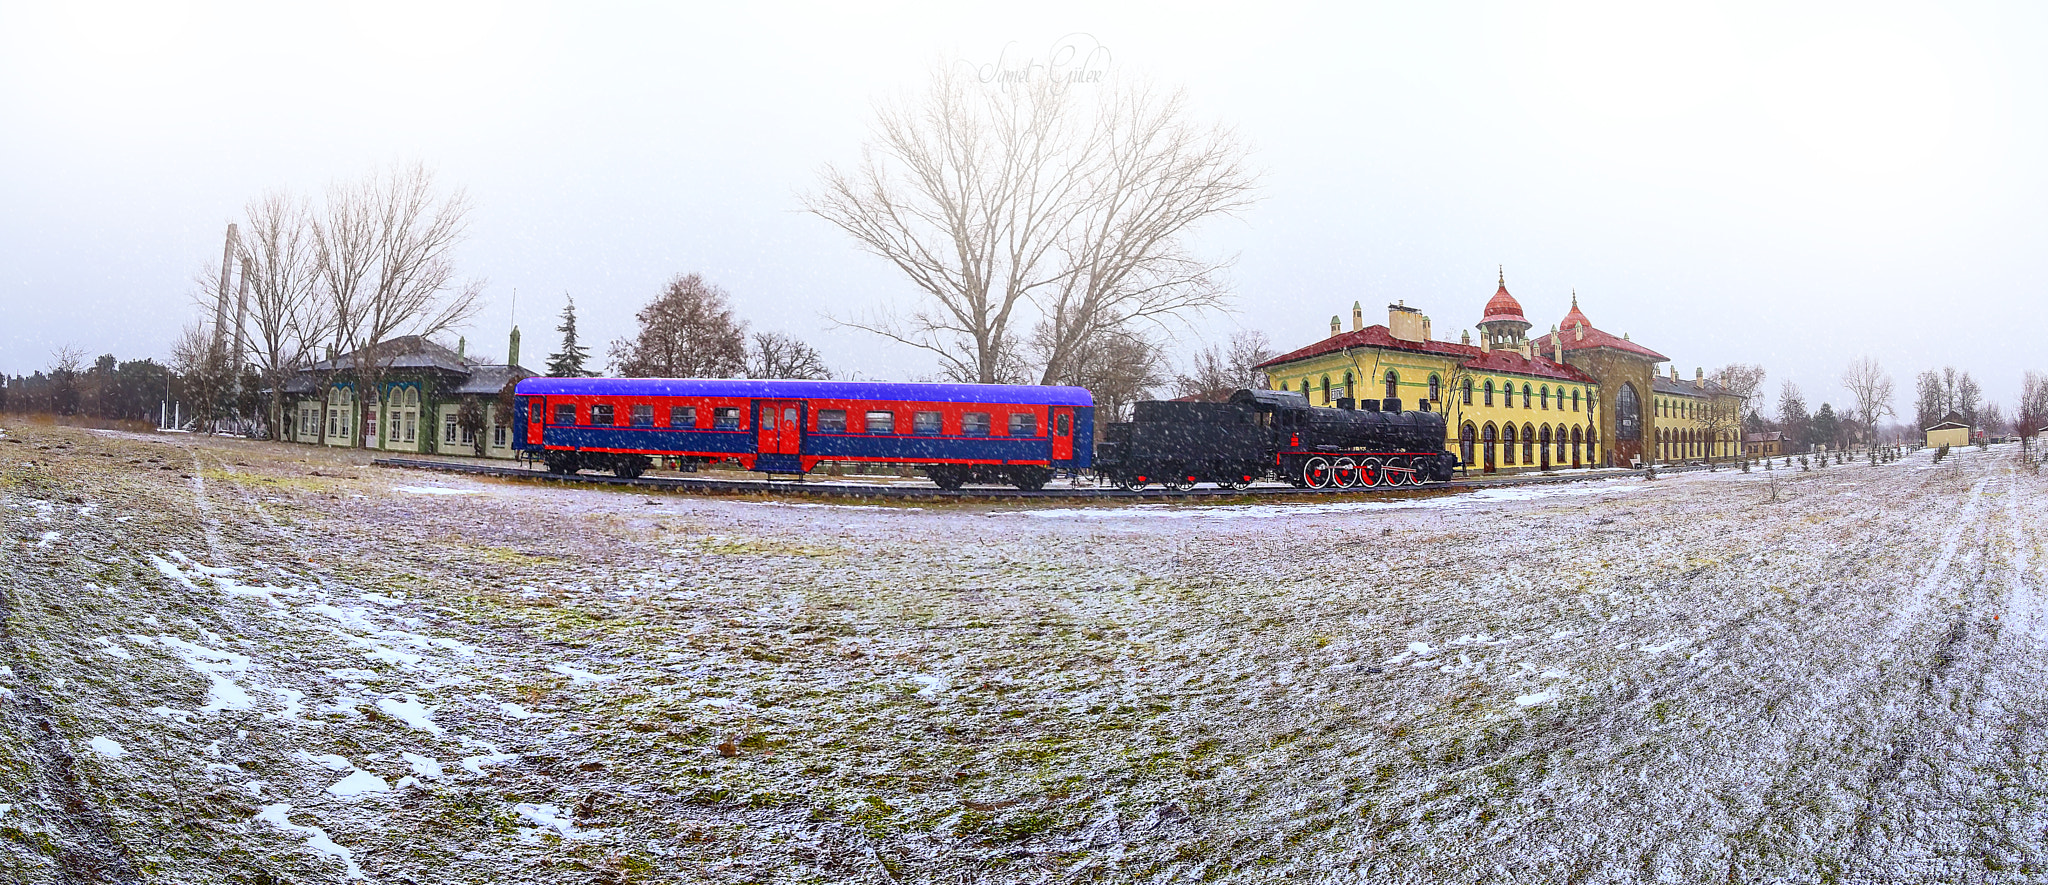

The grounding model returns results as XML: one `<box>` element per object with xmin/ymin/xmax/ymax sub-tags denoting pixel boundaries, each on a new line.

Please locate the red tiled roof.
<box><xmin>1457</xmin><ymin>347</ymin><xmax>1596</xmax><ymax>383</ymax></box>
<box><xmin>1481</xmin><ymin>282</ymin><xmax>1528</xmax><ymax>324</ymax></box>
<box><xmin>1254</xmin><ymin>325</ymin><xmax>1473</xmax><ymax>369</ymax></box>
<box><xmin>1541</xmin><ymin>326</ymin><xmax>1668</xmax><ymax>362</ymax></box>
<box><xmin>1256</xmin><ymin>325</ymin><xmax>1595</xmax><ymax>384</ymax></box>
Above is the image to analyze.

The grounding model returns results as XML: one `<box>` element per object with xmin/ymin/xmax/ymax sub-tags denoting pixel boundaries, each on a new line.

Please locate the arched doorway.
<box><xmin>1482</xmin><ymin>423</ymin><xmax>1498</xmax><ymax>473</ymax></box>
<box><xmin>1502</xmin><ymin>423</ymin><xmax>1517</xmax><ymax>467</ymax></box>
<box><xmin>1461</xmin><ymin>422</ymin><xmax>1476</xmax><ymax>469</ymax></box>
<box><xmin>1571</xmin><ymin>425</ymin><xmax>1583</xmax><ymax>468</ymax></box>
<box><xmin>1539</xmin><ymin>425</ymin><xmax>1553</xmax><ymax>470</ymax></box>
<box><xmin>1522</xmin><ymin>423</ymin><xmax>1536</xmax><ymax>466</ymax></box>
<box><xmin>1614</xmin><ymin>382</ymin><xmax>1642</xmax><ymax>466</ymax></box>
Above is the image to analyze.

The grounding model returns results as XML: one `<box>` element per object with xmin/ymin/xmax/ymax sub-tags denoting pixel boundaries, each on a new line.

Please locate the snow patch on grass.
<box><xmin>375</xmin><ymin>697</ymin><xmax>444</xmax><ymax>735</ymax></box>
<box><xmin>89</xmin><ymin>736</ymin><xmax>127</xmax><ymax>757</ymax></box>
<box><xmin>254</xmin><ymin>804</ymin><xmax>364</xmax><ymax>880</ymax></box>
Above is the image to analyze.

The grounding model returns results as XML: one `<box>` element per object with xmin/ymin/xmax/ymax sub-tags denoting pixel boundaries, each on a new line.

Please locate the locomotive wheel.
<box><xmin>1161</xmin><ymin>476</ymin><xmax>1196</xmax><ymax>492</ymax></box>
<box><xmin>1303</xmin><ymin>456</ymin><xmax>1333</xmax><ymax>490</ymax></box>
<box><xmin>1111</xmin><ymin>476</ymin><xmax>1146</xmax><ymax>492</ymax></box>
<box><xmin>1332</xmin><ymin>457</ymin><xmax>1358</xmax><ymax>489</ymax></box>
<box><xmin>1360</xmin><ymin>457</ymin><xmax>1385</xmax><ymax>487</ymax></box>
<box><xmin>1220</xmin><ymin>478</ymin><xmax>1252</xmax><ymax>491</ymax></box>
<box><xmin>1385</xmin><ymin>456</ymin><xmax>1411</xmax><ymax>487</ymax></box>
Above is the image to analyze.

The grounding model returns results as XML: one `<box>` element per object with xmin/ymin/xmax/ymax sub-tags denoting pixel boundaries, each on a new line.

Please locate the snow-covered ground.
<box><xmin>4</xmin><ymin>424</ymin><xmax>2047</xmax><ymax>884</ymax></box>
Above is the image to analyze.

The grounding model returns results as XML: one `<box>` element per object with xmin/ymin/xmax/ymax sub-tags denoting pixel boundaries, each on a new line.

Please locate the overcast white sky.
<box><xmin>3</xmin><ymin>2</ymin><xmax>2044</xmax><ymax>410</ymax></box>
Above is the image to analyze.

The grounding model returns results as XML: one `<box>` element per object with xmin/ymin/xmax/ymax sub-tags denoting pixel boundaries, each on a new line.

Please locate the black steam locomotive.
<box><xmin>1094</xmin><ymin>389</ymin><xmax>1457</xmax><ymax>490</ymax></box>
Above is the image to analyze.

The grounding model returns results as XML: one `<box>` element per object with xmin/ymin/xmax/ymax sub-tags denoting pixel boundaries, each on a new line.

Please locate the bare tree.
<box><xmin>315</xmin><ymin>163</ymin><xmax>484</xmax><ymax>446</ymax></box>
<box><xmin>169</xmin><ymin>322</ymin><xmax>231</xmax><ymax>429</ymax></box>
<box><xmin>1842</xmin><ymin>356</ymin><xmax>1896</xmax><ymax>447</ymax></box>
<box><xmin>239</xmin><ymin>189</ymin><xmax>329</xmax><ymax>439</ymax></box>
<box><xmin>746</xmin><ymin>331</ymin><xmax>831</xmax><ymax>380</ymax></box>
<box><xmin>2018</xmin><ymin>370</ymin><xmax>2048</xmax><ymax>456</ymax></box>
<box><xmin>1777</xmin><ymin>381</ymin><xmax>1810</xmax><ymax>451</ymax></box>
<box><xmin>1702</xmin><ymin>363</ymin><xmax>1764</xmax><ymax>461</ymax></box>
<box><xmin>608</xmin><ymin>273</ymin><xmax>748</xmax><ymax>378</ymax></box>
<box><xmin>807</xmin><ymin>64</ymin><xmax>1255</xmax><ymax>385</ymax></box>
<box><xmin>1173</xmin><ymin>329</ymin><xmax>1273</xmax><ymax>401</ymax></box>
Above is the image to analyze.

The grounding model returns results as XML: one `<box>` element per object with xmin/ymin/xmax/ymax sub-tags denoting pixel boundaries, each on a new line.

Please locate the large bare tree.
<box><xmin>2019</xmin><ymin>370</ymin><xmax>2048</xmax><ymax>456</ymax></box>
<box><xmin>608</xmin><ymin>273</ymin><xmax>749</xmax><ymax>378</ymax></box>
<box><xmin>807</xmin><ymin>65</ymin><xmax>1255</xmax><ymax>385</ymax></box>
<box><xmin>238</xmin><ymin>188</ymin><xmax>330</xmax><ymax>439</ymax></box>
<box><xmin>1841</xmin><ymin>356</ymin><xmax>1896</xmax><ymax>446</ymax></box>
<box><xmin>314</xmin><ymin>163</ymin><xmax>483</xmax><ymax>446</ymax></box>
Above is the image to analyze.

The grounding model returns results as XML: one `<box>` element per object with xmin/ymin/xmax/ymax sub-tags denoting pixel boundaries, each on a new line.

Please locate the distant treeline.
<box><xmin>0</xmin><ymin>353</ymin><xmax>255</xmax><ymax>423</ymax></box>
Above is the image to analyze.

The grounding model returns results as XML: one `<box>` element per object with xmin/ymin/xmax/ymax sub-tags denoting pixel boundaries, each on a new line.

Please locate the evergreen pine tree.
<box><xmin>546</xmin><ymin>296</ymin><xmax>593</xmax><ymax>377</ymax></box>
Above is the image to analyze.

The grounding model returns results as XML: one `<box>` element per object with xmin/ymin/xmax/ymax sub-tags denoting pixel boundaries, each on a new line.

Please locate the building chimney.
<box><xmin>1695</xmin><ymin>367</ymin><xmax>1704</xmax><ymax>389</ymax></box>
<box><xmin>1330</xmin><ymin>315</ymin><xmax>1341</xmax><ymax>338</ymax></box>
<box><xmin>457</xmin><ymin>336</ymin><xmax>466</xmax><ymax>361</ymax></box>
<box><xmin>1460</xmin><ymin>329</ymin><xmax>1471</xmax><ymax>346</ymax></box>
<box><xmin>1671</xmin><ymin>365</ymin><xmax>1679</xmax><ymax>382</ymax></box>
<box><xmin>1575</xmin><ymin>321</ymin><xmax>1585</xmax><ymax>342</ymax></box>
<box><xmin>507</xmin><ymin>326</ymin><xmax>521</xmax><ymax>369</ymax></box>
<box><xmin>1480</xmin><ymin>334</ymin><xmax>1490</xmax><ymax>353</ymax></box>
<box><xmin>1387</xmin><ymin>302</ymin><xmax>1426</xmax><ymax>342</ymax></box>
<box><xmin>1422</xmin><ymin>316</ymin><xmax>1431</xmax><ymax>340</ymax></box>
<box><xmin>1352</xmin><ymin>301</ymin><xmax>1363</xmax><ymax>331</ymax></box>
<box><xmin>1551</xmin><ymin>327</ymin><xmax>1563</xmax><ymax>362</ymax></box>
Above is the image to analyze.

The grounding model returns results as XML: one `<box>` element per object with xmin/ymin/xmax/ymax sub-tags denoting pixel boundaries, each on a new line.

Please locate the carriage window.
<box><xmin>713</xmin><ymin>407</ymin><xmax>740</xmax><ymax>430</ymax></box>
<box><xmin>591</xmin><ymin>403</ymin><xmax>615</xmax><ymax>425</ymax></box>
<box><xmin>865</xmin><ymin>411</ymin><xmax>895</xmax><ymax>434</ymax></box>
<box><xmin>818</xmin><ymin>409</ymin><xmax>847</xmax><ymax>433</ymax></box>
<box><xmin>530</xmin><ymin>403</ymin><xmax>543</xmax><ymax>424</ymax></box>
<box><xmin>631</xmin><ymin>404</ymin><xmax>654</xmax><ymax>427</ymax></box>
<box><xmin>962</xmin><ymin>412</ymin><xmax>991</xmax><ymax>436</ymax></box>
<box><xmin>669</xmin><ymin>406</ymin><xmax>696</xmax><ymax>428</ymax></box>
<box><xmin>913</xmin><ymin>411</ymin><xmax>941</xmax><ymax>435</ymax></box>
<box><xmin>1055</xmin><ymin>412</ymin><xmax>1070</xmax><ymax>435</ymax></box>
<box><xmin>1009</xmin><ymin>412</ymin><xmax>1038</xmax><ymax>436</ymax></box>
<box><xmin>763</xmin><ymin>410</ymin><xmax>776</xmax><ymax>431</ymax></box>
<box><xmin>554</xmin><ymin>403</ymin><xmax>576</xmax><ymax>424</ymax></box>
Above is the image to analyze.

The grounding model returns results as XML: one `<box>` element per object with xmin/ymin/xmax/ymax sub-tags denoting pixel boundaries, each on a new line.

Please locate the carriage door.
<box><xmin>756</xmin><ymin>400</ymin><xmax>803</xmax><ymax>455</ymax></box>
<box><xmin>1050</xmin><ymin>408</ymin><xmax>1074</xmax><ymax>461</ymax></box>
<box><xmin>526</xmin><ymin>397</ymin><xmax>545</xmax><ymax>445</ymax></box>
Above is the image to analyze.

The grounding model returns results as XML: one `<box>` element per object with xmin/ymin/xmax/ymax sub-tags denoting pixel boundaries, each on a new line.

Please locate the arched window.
<box><xmin>1523</xmin><ymin>423</ymin><xmax>1536</xmax><ymax>463</ymax></box>
<box><xmin>1616</xmin><ymin>383</ymin><xmax>1641</xmax><ymax>441</ymax></box>
<box><xmin>1539</xmin><ymin>424</ymin><xmax>1552</xmax><ymax>463</ymax></box>
<box><xmin>1541</xmin><ymin>386</ymin><xmax>1550</xmax><ymax>409</ymax></box>
<box><xmin>1343</xmin><ymin>371</ymin><xmax>1354</xmax><ymax>400</ymax></box>
<box><xmin>1321</xmin><ymin>375</ymin><xmax>1331</xmax><ymax>404</ymax></box>
<box><xmin>1482</xmin><ymin>422</ymin><xmax>1498</xmax><ymax>472</ymax></box>
<box><xmin>1572</xmin><ymin>425</ymin><xmax>1584</xmax><ymax>467</ymax></box>
<box><xmin>1461</xmin><ymin>422</ymin><xmax>1476</xmax><ymax>466</ymax></box>
<box><xmin>1554</xmin><ymin>425</ymin><xmax>1567</xmax><ymax>461</ymax></box>
<box><xmin>1502</xmin><ymin>424</ymin><xmax>1517</xmax><ymax>465</ymax></box>
<box><xmin>1462</xmin><ymin>378</ymin><xmax>1474</xmax><ymax>405</ymax></box>
<box><xmin>1572</xmin><ymin>389</ymin><xmax>1581</xmax><ymax>411</ymax></box>
<box><xmin>1384</xmin><ymin>370</ymin><xmax>1399</xmax><ymax>400</ymax></box>
<box><xmin>1484</xmin><ymin>380</ymin><xmax>1495</xmax><ymax>406</ymax></box>
<box><xmin>1429</xmin><ymin>374</ymin><xmax>1441</xmax><ymax>402</ymax></box>
<box><xmin>1522</xmin><ymin>384</ymin><xmax>1533</xmax><ymax>409</ymax></box>
<box><xmin>1280</xmin><ymin>381</ymin><xmax>1288</xmax><ymax>391</ymax></box>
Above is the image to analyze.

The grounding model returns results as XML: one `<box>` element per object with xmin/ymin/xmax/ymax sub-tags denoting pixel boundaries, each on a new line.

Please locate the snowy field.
<box><xmin>4</xmin><ymin>422</ymin><xmax>2047</xmax><ymax>884</ymax></box>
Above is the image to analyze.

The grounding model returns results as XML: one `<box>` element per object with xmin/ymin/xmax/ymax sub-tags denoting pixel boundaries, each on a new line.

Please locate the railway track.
<box><xmin>371</xmin><ymin>456</ymin><xmax>1720</xmax><ymax>501</ymax></box>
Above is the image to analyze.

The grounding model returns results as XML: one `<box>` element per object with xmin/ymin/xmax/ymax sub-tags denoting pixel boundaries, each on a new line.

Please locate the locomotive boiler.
<box><xmin>1095</xmin><ymin>389</ymin><xmax>1457</xmax><ymax>490</ymax></box>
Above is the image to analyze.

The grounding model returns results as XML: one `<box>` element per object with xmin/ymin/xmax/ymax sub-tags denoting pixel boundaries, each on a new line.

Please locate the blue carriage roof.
<box><xmin>515</xmin><ymin>377</ymin><xmax>1094</xmax><ymax>407</ymax></box>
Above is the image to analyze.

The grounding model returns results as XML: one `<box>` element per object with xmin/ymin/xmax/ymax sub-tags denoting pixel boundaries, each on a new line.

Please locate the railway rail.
<box><xmin>371</xmin><ymin>456</ymin><xmax>1720</xmax><ymax>501</ymax></box>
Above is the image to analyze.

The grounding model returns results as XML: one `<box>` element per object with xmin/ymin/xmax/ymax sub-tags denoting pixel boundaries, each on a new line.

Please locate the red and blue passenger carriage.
<box><xmin>512</xmin><ymin>378</ymin><xmax>1094</xmax><ymax>490</ymax></box>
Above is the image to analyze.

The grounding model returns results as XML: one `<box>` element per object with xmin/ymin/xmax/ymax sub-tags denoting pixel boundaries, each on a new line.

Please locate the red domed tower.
<box><xmin>1477</xmin><ymin>267</ymin><xmax>1531</xmax><ymax>349</ymax></box>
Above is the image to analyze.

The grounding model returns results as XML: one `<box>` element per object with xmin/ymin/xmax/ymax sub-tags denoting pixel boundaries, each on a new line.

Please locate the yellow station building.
<box><xmin>1256</xmin><ymin>275</ymin><xmax>1742</xmax><ymax>472</ymax></box>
